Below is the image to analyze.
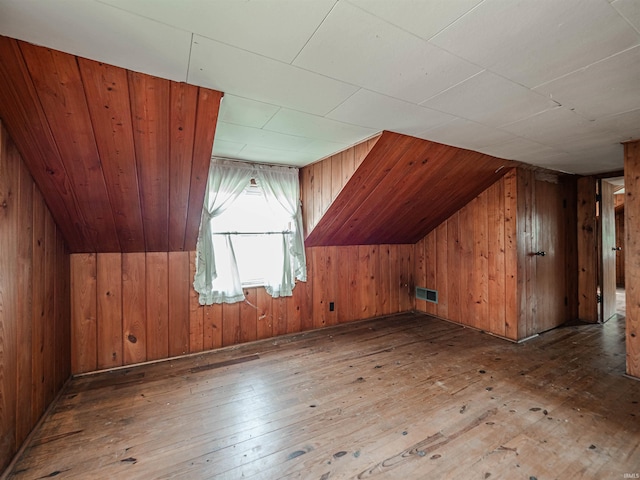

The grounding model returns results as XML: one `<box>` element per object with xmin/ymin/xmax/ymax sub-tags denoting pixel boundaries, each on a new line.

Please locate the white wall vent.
<box><xmin>416</xmin><ymin>287</ymin><xmax>438</xmax><ymax>303</ymax></box>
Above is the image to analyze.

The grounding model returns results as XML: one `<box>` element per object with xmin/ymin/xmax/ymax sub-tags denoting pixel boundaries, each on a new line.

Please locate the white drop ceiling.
<box><xmin>1</xmin><ymin>0</ymin><xmax>639</xmax><ymax>174</ymax></box>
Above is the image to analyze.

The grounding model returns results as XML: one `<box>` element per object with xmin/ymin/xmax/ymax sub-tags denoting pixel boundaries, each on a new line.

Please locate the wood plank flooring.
<box><xmin>6</xmin><ymin>313</ymin><xmax>640</xmax><ymax>479</ymax></box>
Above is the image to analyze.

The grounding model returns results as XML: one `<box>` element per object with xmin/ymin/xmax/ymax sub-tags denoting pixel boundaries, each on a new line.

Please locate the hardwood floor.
<box><xmin>6</xmin><ymin>313</ymin><xmax>640</xmax><ymax>479</ymax></box>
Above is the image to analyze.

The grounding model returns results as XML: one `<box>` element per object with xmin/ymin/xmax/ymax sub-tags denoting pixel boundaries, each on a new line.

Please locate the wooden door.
<box><xmin>532</xmin><ymin>176</ymin><xmax>567</xmax><ymax>333</ymax></box>
<box><xmin>599</xmin><ymin>179</ymin><xmax>617</xmax><ymax>322</ymax></box>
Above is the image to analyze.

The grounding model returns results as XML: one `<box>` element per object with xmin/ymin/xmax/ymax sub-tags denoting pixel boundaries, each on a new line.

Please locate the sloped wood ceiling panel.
<box><xmin>0</xmin><ymin>35</ymin><xmax>222</xmax><ymax>253</ymax></box>
<box><xmin>305</xmin><ymin>131</ymin><xmax>516</xmax><ymax>246</ymax></box>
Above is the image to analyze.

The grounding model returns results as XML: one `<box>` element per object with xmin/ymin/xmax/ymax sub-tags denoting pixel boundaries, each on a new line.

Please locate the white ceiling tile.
<box><xmin>501</xmin><ymin>107</ymin><xmax>619</xmax><ymax>147</ymax></box>
<box><xmin>421</xmin><ymin>71</ymin><xmax>557</xmax><ymax>127</ymax></box>
<box><xmin>416</xmin><ymin>118</ymin><xmax>520</xmax><ymax>150</ymax></box>
<box><xmin>189</xmin><ymin>35</ymin><xmax>358</xmax><ymax>116</ymax></box>
<box><xmin>219</xmin><ymin>95</ymin><xmax>280</xmax><ymax>129</ymax></box>
<box><xmin>263</xmin><ymin>109</ymin><xmax>377</xmax><ymax>144</ymax></box>
<box><xmin>293</xmin><ymin>1</ymin><xmax>482</xmax><ymax>104</ymax></box>
<box><xmin>215</xmin><ymin>122</ymin><xmax>311</xmax><ymax>152</ymax></box>
<box><xmin>613</xmin><ymin>0</ymin><xmax>640</xmax><ymax>33</ymax></box>
<box><xmin>0</xmin><ymin>0</ymin><xmax>192</xmax><ymax>82</ymax></box>
<box><xmin>301</xmin><ymin>139</ymin><xmax>352</xmax><ymax>160</ymax></box>
<box><xmin>593</xmin><ymin>108</ymin><xmax>640</xmax><ymax>142</ymax></box>
<box><xmin>236</xmin><ymin>145</ymin><xmax>318</xmax><ymax>166</ymax></box>
<box><xmin>430</xmin><ymin>0</ymin><xmax>640</xmax><ymax>88</ymax></box>
<box><xmin>327</xmin><ymin>89</ymin><xmax>456</xmax><ymax>135</ymax></box>
<box><xmin>534</xmin><ymin>46</ymin><xmax>640</xmax><ymax>120</ymax></box>
<box><xmin>348</xmin><ymin>0</ymin><xmax>483</xmax><ymax>40</ymax></box>
<box><xmin>547</xmin><ymin>144</ymin><xmax>624</xmax><ymax>175</ymax></box>
<box><xmin>212</xmin><ymin>139</ymin><xmax>246</xmax><ymax>159</ymax></box>
<box><xmin>98</xmin><ymin>0</ymin><xmax>337</xmax><ymax>63</ymax></box>
<box><xmin>477</xmin><ymin>137</ymin><xmax>558</xmax><ymax>161</ymax></box>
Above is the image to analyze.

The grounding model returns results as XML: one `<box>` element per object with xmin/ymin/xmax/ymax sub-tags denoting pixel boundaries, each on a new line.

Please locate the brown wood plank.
<box><xmin>239</xmin><ymin>289</ymin><xmax>257</xmax><ymax>343</ymax></box>
<box><xmin>188</xmin><ymin>251</ymin><xmax>204</xmax><ymax>353</ymax></box>
<box><xmin>378</xmin><ymin>244</ymin><xmax>391</xmax><ymax>316</ymax></box>
<box><xmin>435</xmin><ymin>223</ymin><xmax>448</xmax><ymax>319</ymax></box>
<box><xmin>488</xmin><ymin>179</ymin><xmax>506</xmax><ymax>337</ymax></box>
<box><xmin>0</xmin><ymin>37</ymin><xmax>84</xmax><ymax>250</ymax></box>
<box><xmin>77</xmin><ymin>58</ymin><xmax>145</xmax><ymax>252</ymax></box>
<box><xmin>387</xmin><ymin>245</ymin><xmax>400</xmax><ymax>315</ymax></box>
<box><xmin>473</xmin><ymin>191</ymin><xmax>489</xmax><ymax>331</ymax></box>
<box><xmin>122</xmin><ymin>253</ymin><xmax>147</xmax><ymax>365</ymax></box>
<box><xmin>168</xmin><ymin>83</ymin><xmax>198</xmax><ymax>251</ymax></box>
<box><xmin>0</xmin><ymin>121</ymin><xmax>18</xmax><ymax>470</ymax></box>
<box><xmin>625</xmin><ymin>140</ymin><xmax>640</xmax><ymax>378</ymax></box>
<box><xmin>325</xmin><ymin>246</ymin><xmax>339</xmax><ymax>326</ymax></box>
<box><xmin>577</xmin><ymin>176</ymin><xmax>598</xmax><ymax>323</ymax></box>
<box><xmin>70</xmin><ymin>254</ymin><xmax>97</xmax><ymax>375</ymax></box>
<box><xmin>15</xmin><ymin>152</ymin><xmax>34</xmax><ymax>447</ymax></box>
<box><xmin>184</xmin><ymin>88</ymin><xmax>223</xmax><ymax>251</ymax></box>
<box><xmin>398</xmin><ymin>245</ymin><xmax>413</xmax><ymax>312</ymax></box>
<box><xmin>204</xmin><ymin>303</ymin><xmax>223</xmax><ymax>351</ymax></box>
<box><xmin>424</xmin><ymin>232</ymin><xmax>437</xmax><ymax>315</ymax></box>
<box><xmin>145</xmin><ymin>253</ymin><xmax>169</xmax><ymax>361</ymax></box>
<box><xmin>446</xmin><ymin>212</ymin><xmax>461</xmax><ymax>323</ymax></box>
<box><xmin>256</xmin><ymin>288</ymin><xmax>273</xmax><ymax>340</ymax></box>
<box><xmin>311</xmin><ymin>247</ymin><xmax>327</xmax><ymax>329</ymax></box>
<box><xmin>20</xmin><ymin>42</ymin><xmax>120</xmax><ymax>252</ymax></box>
<box><xmin>96</xmin><ymin>253</ymin><xmax>123</xmax><ymax>369</ymax></box>
<box><xmin>31</xmin><ymin>189</ymin><xmax>47</xmax><ymax>421</ymax></box>
<box><xmin>222</xmin><ymin>302</ymin><xmax>240</xmax><ymax>347</ymax></box>
<box><xmin>336</xmin><ymin>246</ymin><xmax>353</xmax><ymax>323</ymax></box>
<box><xmin>42</xmin><ymin>213</ymin><xmax>57</xmax><ymax>405</ymax></box>
<box><xmin>414</xmin><ymin>238</ymin><xmax>426</xmax><ymax>313</ymax></box>
<box><xmin>503</xmin><ymin>170</ymin><xmax>519</xmax><ymax>340</ymax></box>
<box><xmin>128</xmin><ymin>71</ymin><xmax>171</xmax><ymax>252</ymax></box>
<box><xmin>168</xmin><ymin>251</ymin><xmax>190</xmax><ymax>357</ymax></box>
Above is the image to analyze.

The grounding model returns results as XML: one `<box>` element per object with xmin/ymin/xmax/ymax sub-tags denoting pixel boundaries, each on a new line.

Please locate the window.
<box><xmin>194</xmin><ymin>159</ymin><xmax>306</xmax><ymax>305</ymax></box>
<box><xmin>211</xmin><ymin>180</ymin><xmax>291</xmax><ymax>287</ymax></box>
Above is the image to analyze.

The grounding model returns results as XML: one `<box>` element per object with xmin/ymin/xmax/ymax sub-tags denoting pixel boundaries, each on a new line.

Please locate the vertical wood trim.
<box><xmin>168</xmin><ymin>251</ymin><xmax>190</xmax><ymax>356</ymax></box>
<box><xmin>424</xmin><ymin>232</ymin><xmax>437</xmax><ymax>315</ymax></box>
<box><xmin>70</xmin><ymin>254</ymin><xmax>97</xmax><ymax>375</ymax></box>
<box><xmin>625</xmin><ymin>141</ymin><xmax>640</xmax><ymax>378</ymax></box>
<box><xmin>122</xmin><ymin>253</ymin><xmax>147</xmax><ymax>365</ymax></box>
<box><xmin>447</xmin><ymin>212</ymin><xmax>461</xmax><ymax>323</ymax></box>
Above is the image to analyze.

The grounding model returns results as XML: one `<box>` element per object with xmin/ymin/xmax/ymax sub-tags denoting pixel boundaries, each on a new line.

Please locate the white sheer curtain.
<box><xmin>194</xmin><ymin>159</ymin><xmax>307</xmax><ymax>305</ymax></box>
<box><xmin>194</xmin><ymin>159</ymin><xmax>253</xmax><ymax>304</ymax></box>
<box><xmin>254</xmin><ymin>164</ymin><xmax>307</xmax><ymax>297</ymax></box>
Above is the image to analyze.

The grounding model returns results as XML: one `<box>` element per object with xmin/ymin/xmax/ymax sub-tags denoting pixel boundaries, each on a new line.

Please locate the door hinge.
<box><xmin>596</xmin><ymin>294</ymin><xmax>602</xmax><ymax>304</ymax></box>
<box><xmin>595</xmin><ymin>193</ymin><xmax>602</xmax><ymax>202</ymax></box>
<box><xmin>564</xmin><ymin>296</ymin><xmax>568</xmax><ymax>306</ymax></box>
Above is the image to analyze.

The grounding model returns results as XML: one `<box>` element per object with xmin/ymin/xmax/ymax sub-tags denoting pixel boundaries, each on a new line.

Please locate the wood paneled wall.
<box><xmin>414</xmin><ymin>169</ymin><xmax>519</xmax><ymax>340</ymax></box>
<box><xmin>577</xmin><ymin>177</ymin><xmax>598</xmax><ymax>323</ymax></box>
<box><xmin>414</xmin><ymin>168</ymin><xmax>577</xmax><ymax>341</ymax></box>
<box><xmin>0</xmin><ymin>122</ymin><xmax>70</xmax><ymax>472</ymax></box>
<box><xmin>0</xmin><ymin>35</ymin><xmax>222</xmax><ymax>253</ymax></box>
<box><xmin>625</xmin><ymin>140</ymin><xmax>640</xmax><ymax>378</ymax></box>
<box><xmin>301</xmin><ymin>135</ymin><xmax>379</xmax><ymax>237</ymax></box>
<box><xmin>70</xmin><ymin>245</ymin><xmax>414</xmax><ymax>374</ymax></box>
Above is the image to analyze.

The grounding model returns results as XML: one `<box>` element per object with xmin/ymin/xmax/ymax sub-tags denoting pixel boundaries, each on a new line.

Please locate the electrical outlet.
<box><xmin>329</xmin><ymin>302</ymin><xmax>335</xmax><ymax>312</ymax></box>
